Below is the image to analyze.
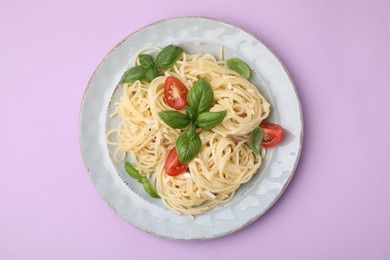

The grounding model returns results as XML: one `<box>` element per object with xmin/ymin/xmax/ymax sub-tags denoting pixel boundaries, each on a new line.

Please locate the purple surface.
<box><xmin>1</xmin><ymin>0</ymin><xmax>389</xmax><ymax>259</ymax></box>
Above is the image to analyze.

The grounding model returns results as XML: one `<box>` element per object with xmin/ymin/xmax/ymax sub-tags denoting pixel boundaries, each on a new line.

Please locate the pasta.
<box><xmin>106</xmin><ymin>50</ymin><xmax>271</xmax><ymax>215</ymax></box>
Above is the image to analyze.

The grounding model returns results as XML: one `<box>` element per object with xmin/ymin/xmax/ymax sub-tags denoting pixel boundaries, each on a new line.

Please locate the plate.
<box><xmin>79</xmin><ymin>17</ymin><xmax>303</xmax><ymax>240</ymax></box>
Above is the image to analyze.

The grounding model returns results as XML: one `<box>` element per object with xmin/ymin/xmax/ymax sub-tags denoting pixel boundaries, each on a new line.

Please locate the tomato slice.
<box><xmin>260</xmin><ymin>122</ymin><xmax>284</xmax><ymax>148</ymax></box>
<box><xmin>164</xmin><ymin>148</ymin><xmax>188</xmax><ymax>176</ymax></box>
<box><xmin>164</xmin><ymin>76</ymin><xmax>188</xmax><ymax>110</ymax></box>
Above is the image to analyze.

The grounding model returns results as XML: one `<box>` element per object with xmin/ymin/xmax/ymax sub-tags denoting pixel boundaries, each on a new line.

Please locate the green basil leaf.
<box><xmin>142</xmin><ymin>181</ymin><xmax>160</xmax><ymax>198</ymax></box>
<box><xmin>227</xmin><ymin>58</ymin><xmax>251</xmax><ymax>78</ymax></box>
<box><xmin>196</xmin><ymin>110</ymin><xmax>227</xmax><ymax>130</ymax></box>
<box><xmin>184</xmin><ymin>106</ymin><xmax>197</xmax><ymax>122</ymax></box>
<box><xmin>155</xmin><ymin>45</ymin><xmax>183</xmax><ymax>70</ymax></box>
<box><xmin>186</xmin><ymin>77</ymin><xmax>214</xmax><ymax>114</ymax></box>
<box><xmin>125</xmin><ymin>162</ymin><xmax>160</xmax><ymax>198</ymax></box>
<box><xmin>139</xmin><ymin>54</ymin><xmax>155</xmax><ymax>69</ymax></box>
<box><xmin>144</xmin><ymin>67</ymin><xmax>159</xmax><ymax>83</ymax></box>
<box><xmin>186</xmin><ymin>124</ymin><xmax>197</xmax><ymax>141</ymax></box>
<box><xmin>120</xmin><ymin>66</ymin><xmax>146</xmax><ymax>84</ymax></box>
<box><xmin>138</xmin><ymin>176</ymin><xmax>147</xmax><ymax>184</ymax></box>
<box><xmin>158</xmin><ymin>110</ymin><xmax>190</xmax><ymax>129</ymax></box>
<box><xmin>248</xmin><ymin>126</ymin><xmax>264</xmax><ymax>156</ymax></box>
<box><xmin>176</xmin><ymin>129</ymin><xmax>201</xmax><ymax>163</ymax></box>
<box><xmin>124</xmin><ymin>161</ymin><xmax>142</xmax><ymax>181</ymax></box>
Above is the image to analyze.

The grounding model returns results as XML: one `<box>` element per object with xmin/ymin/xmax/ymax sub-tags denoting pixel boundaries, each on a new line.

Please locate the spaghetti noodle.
<box><xmin>106</xmin><ymin>50</ymin><xmax>270</xmax><ymax>215</ymax></box>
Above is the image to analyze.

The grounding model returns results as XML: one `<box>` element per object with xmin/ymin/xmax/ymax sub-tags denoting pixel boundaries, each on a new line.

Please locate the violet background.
<box><xmin>1</xmin><ymin>0</ymin><xmax>389</xmax><ymax>259</ymax></box>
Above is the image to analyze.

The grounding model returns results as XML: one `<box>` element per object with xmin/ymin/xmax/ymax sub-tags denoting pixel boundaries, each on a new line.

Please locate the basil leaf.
<box><xmin>158</xmin><ymin>110</ymin><xmax>190</xmax><ymax>129</ymax></box>
<box><xmin>125</xmin><ymin>162</ymin><xmax>160</xmax><ymax>198</ymax></box>
<box><xmin>142</xmin><ymin>181</ymin><xmax>160</xmax><ymax>198</ymax></box>
<box><xmin>176</xmin><ymin>129</ymin><xmax>201</xmax><ymax>163</ymax></box>
<box><xmin>186</xmin><ymin>124</ymin><xmax>197</xmax><ymax>141</ymax></box>
<box><xmin>124</xmin><ymin>161</ymin><xmax>142</xmax><ymax>181</ymax></box>
<box><xmin>184</xmin><ymin>106</ymin><xmax>197</xmax><ymax>122</ymax></box>
<box><xmin>144</xmin><ymin>67</ymin><xmax>159</xmax><ymax>83</ymax></box>
<box><xmin>227</xmin><ymin>58</ymin><xmax>251</xmax><ymax>78</ymax></box>
<box><xmin>139</xmin><ymin>54</ymin><xmax>154</xmax><ymax>69</ymax></box>
<box><xmin>196</xmin><ymin>110</ymin><xmax>227</xmax><ymax>130</ymax></box>
<box><xmin>186</xmin><ymin>77</ymin><xmax>214</xmax><ymax>114</ymax></box>
<box><xmin>248</xmin><ymin>126</ymin><xmax>264</xmax><ymax>156</ymax></box>
<box><xmin>120</xmin><ymin>66</ymin><xmax>146</xmax><ymax>84</ymax></box>
<box><xmin>137</xmin><ymin>176</ymin><xmax>146</xmax><ymax>184</ymax></box>
<box><xmin>155</xmin><ymin>45</ymin><xmax>183</xmax><ymax>70</ymax></box>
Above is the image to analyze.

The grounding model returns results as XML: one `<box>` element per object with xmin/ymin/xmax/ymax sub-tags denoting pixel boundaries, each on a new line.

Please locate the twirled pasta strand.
<box><xmin>106</xmin><ymin>53</ymin><xmax>270</xmax><ymax>215</ymax></box>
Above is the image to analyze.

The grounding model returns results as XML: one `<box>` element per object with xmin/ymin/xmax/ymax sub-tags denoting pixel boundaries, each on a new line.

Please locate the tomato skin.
<box><xmin>260</xmin><ymin>123</ymin><xmax>284</xmax><ymax>148</ymax></box>
<box><xmin>164</xmin><ymin>76</ymin><xmax>188</xmax><ymax>110</ymax></box>
<box><xmin>164</xmin><ymin>148</ymin><xmax>188</xmax><ymax>176</ymax></box>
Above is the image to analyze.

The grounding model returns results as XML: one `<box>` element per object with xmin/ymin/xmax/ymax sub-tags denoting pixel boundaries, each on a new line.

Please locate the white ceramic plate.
<box><xmin>79</xmin><ymin>17</ymin><xmax>303</xmax><ymax>240</ymax></box>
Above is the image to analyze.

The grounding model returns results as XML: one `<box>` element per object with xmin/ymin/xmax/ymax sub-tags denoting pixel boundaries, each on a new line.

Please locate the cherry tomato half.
<box><xmin>260</xmin><ymin>122</ymin><xmax>284</xmax><ymax>148</ymax></box>
<box><xmin>164</xmin><ymin>148</ymin><xmax>188</xmax><ymax>176</ymax></box>
<box><xmin>164</xmin><ymin>76</ymin><xmax>188</xmax><ymax>110</ymax></box>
